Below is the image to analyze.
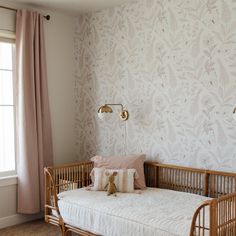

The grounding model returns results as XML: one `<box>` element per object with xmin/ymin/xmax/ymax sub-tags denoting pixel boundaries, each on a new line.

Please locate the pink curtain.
<box><xmin>16</xmin><ymin>10</ymin><xmax>53</xmax><ymax>214</ymax></box>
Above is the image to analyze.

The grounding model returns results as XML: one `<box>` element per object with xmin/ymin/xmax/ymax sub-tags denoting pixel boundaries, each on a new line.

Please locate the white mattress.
<box><xmin>58</xmin><ymin>188</ymin><xmax>210</xmax><ymax>236</ymax></box>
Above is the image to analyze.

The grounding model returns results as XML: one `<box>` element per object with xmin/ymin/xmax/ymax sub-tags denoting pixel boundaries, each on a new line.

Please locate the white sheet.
<box><xmin>58</xmin><ymin>188</ymin><xmax>210</xmax><ymax>236</ymax></box>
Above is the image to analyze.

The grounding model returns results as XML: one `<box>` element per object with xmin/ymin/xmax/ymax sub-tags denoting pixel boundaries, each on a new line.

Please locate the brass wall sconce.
<box><xmin>233</xmin><ymin>107</ymin><xmax>236</xmax><ymax>120</ymax></box>
<box><xmin>97</xmin><ymin>104</ymin><xmax>129</xmax><ymax>121</ymax></box>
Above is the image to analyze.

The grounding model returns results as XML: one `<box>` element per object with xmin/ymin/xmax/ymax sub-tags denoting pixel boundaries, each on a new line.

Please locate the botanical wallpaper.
<box><xmin>74</xmin><ymin>0</ymin><xmax>236</xmax><ymax>172</ymax></box>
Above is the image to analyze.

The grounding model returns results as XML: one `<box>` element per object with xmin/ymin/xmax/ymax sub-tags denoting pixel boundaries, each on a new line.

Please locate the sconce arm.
<box><xmin>105</xmin><ymin>103</ymin><xmax>125</xmax><ymax>111</ymax></box>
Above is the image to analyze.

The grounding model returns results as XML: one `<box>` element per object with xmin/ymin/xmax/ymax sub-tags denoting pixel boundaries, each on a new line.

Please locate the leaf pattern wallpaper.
<box><xmin>74</xmin><ymin>0</ymin><xmax>236</xmax><ymax>171</ymax></box>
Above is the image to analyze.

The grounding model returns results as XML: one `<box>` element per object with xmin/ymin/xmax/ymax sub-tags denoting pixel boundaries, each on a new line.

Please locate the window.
<box><xmin>0</xmin><ymin>41</ymin><xmax>16</xmax><ymax>177</ymax></box>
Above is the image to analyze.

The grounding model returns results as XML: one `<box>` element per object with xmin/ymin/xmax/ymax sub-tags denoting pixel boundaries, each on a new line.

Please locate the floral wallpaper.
<box><xmin>74</xmin><ymin>0</ymin><xmax>236</xmax><ymax>172</ymax></box>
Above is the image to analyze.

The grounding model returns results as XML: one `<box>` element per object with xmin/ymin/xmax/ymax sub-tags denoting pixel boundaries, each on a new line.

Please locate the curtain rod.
<box><xmin>0</xmin><ymin>5</ymin><xmax>50</xmax><ymax>20</ymax></box>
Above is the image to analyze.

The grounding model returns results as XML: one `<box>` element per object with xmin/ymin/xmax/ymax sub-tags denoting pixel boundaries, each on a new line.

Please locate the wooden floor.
<box><xmin>0</xmin><ymin>219</ymin><xmax>63</xmax><ymax>236</ymax></box>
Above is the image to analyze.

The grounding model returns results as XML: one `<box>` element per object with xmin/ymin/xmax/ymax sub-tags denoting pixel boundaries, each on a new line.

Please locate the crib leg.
<box><xmin>65</xmin><ymin>229</ymin><xmax>72</xmax><ymax>236</ymax></box>
<box><xmin>60</xmin><ymin>224</ymin><xmax>66</xmax><ymax>236</ymax></box>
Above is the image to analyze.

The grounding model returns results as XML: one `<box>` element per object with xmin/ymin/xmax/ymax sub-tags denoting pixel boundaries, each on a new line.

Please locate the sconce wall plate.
<box><xmin>98</xmin><ymin>103</ymin><xmax>129</xmax><ymax>121</ymax></box>
<box><xmin>120</xmin><ymin>110</ymin><xmax>129</xmax><ymax>121</ymax></box>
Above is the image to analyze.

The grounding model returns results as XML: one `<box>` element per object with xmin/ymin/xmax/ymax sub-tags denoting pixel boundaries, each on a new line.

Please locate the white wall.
<box><xmin>0</xmin><ymin>0</ymin><xmax>76</xmax><ymax>228</ymax></box>
<box><xmin>74</xmin><ymin>0</ymin><xmax>236</xmax><ymax>171</ymax></box>
<box><xmin>44</xmin><ymin>9</ymin><xmax>76</xmax><ymax>165</ymax></box>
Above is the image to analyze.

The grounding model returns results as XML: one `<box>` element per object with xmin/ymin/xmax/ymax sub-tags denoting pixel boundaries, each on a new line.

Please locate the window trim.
<box><xmin>0</xmin><ymin>175</ymin><xmax>17</xmax><ymax>187</ymax></box>
<box><xmin>0</xmin><ymin>40</ymin><xmax>17</xmax><ymax>177</ymax></box>
<box><xmin>0</xmin><ymin>29</ymin><xmax>16</xmax><ymax>43</ymax></box>
<box><xmin>0</xmin><ymin>170</ymin><xmax>16</xmax><ymax>178</ymax></box>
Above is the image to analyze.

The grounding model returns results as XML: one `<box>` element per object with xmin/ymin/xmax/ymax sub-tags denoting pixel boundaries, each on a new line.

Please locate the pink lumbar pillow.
<box><xmin>91</xmin><ymin>154</ymin><xmax>146</xmax><ymax>189</ymax></box>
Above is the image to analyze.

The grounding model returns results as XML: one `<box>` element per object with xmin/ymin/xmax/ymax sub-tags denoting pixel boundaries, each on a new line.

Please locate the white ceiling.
<box><xmin>11</xmin><ymin>0</ymin><xmax>135</xmax><ymax>14</ymax></box>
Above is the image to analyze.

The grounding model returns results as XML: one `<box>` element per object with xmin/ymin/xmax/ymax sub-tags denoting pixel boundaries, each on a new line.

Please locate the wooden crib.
<box><xmin>44</xmin><ymin>161</ymin><xmax>236</xmax><ymax>236</ymax></box>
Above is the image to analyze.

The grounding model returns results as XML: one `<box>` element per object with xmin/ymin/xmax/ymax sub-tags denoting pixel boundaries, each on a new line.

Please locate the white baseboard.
<box><xmin>0</xmin><ymin>213</ymin><xmax>43</xmax><ymax>229</ymax></box>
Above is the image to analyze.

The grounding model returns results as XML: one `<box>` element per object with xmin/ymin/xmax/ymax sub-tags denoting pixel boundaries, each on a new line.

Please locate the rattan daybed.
<box><xmin>44</xmin><ymin>161</ymin><xmax>236</xmax><ymax>236</ymax></box>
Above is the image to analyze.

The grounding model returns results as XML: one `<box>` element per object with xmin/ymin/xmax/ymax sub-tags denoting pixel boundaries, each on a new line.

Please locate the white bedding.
<box><xmin>58</xmin><ymin>188</ymin><xmax>210</xmax><ymax>236</ymax></box>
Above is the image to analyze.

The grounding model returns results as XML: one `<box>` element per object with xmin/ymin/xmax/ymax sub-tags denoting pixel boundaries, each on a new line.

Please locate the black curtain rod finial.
<box><xmin>44</xmin><ymin>15</ymin><xmax>50</xmax><ymax>20</ymax></box>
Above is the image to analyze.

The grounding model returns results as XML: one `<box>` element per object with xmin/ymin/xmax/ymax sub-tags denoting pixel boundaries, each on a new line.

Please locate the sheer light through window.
<box><xmin>0</xmin><ymin>41</ymin><xmax>16</xmax><ymax>176</ymax></box>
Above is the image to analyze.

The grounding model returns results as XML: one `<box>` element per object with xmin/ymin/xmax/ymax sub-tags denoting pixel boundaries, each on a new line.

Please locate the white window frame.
<box><xmin>0</xmin><ymin>38</ymin><xmax>17</xmax><ymax>178</ymax></box>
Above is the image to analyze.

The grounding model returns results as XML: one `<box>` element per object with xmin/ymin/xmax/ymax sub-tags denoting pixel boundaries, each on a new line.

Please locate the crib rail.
<box><xmin>190</xmin><ymin>192</ymin><xmax>236</xmax><ymax>236</ymax></box>
<box><xmin>208</xmin><ymin>172</ymin><xmax>236</xmax><ymax>198</ymax></box>
<box><xmin>145</xmin><ymin>162</ymin><xmax>206</xmax><ymax>195</ymax></box>
<box><xmin>190</xmin><ymin>201</ymin><xmax>211</xmax><ymax>236</ymax></box>
<box><xmin>144</xmin><ymin>162</ymin><xmax>236</xmax><ymax>198</ymax></box>
<box><xmin>44</xmin><ymin>161</ymin><xmax>94</xmax><ymax>234</ymax></box>
<box><xmin>215</xmin><ymin>193</ymin><xmax>236</xmax><ymax>235</ymax></box>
